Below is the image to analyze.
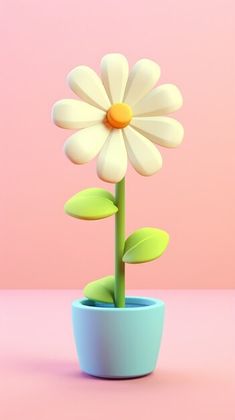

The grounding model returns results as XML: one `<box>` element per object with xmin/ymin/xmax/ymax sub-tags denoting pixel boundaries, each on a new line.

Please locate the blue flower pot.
<box><xmin>72</xmin><ymin>296</ymin><xmax>165</xmax><ymax>379</ymax></box>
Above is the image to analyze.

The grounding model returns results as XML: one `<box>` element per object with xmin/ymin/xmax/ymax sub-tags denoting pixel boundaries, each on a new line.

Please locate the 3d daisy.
<box><xmin>52</xmin><ymin>53</ymin><xmax>184</xmax><ymax>183</ymax></box>
<box><xmin>53</xmin><ymin>54</ymin><xmax>185</xmax><ymax>379</ymax></box>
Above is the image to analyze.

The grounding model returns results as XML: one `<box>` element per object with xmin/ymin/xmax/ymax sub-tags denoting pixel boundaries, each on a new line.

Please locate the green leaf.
<box><xmin>83</xmin><ymin>275</ymin><xmax>115</xmax><ymax>304</ymax></box>
<box><xmin>64</xmin><ymin>188</ymin><xmax>118</xmax><ymax>220</ymax></box>
<box><xmin>122</xmin><ymin>227</ymin><xmax>169</xmax><ymax>264</ymax></box>
<box><xmin>76</xmin><ymin>187</ymin><xmax>115</xmax><ymax>202</ymax></box>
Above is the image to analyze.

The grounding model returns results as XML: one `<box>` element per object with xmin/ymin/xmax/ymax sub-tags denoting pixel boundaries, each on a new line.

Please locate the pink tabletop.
<box><xmin>1</xmin><ymin>290</ymin><xmax>234</xmax><ymax>420</ymax></box>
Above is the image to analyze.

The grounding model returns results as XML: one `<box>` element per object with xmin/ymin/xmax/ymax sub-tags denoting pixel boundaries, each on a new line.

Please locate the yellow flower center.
<box><xmin>106</xmin><ymin>103</ymin><xmax>132</xmax><ymax>128</ymax></box>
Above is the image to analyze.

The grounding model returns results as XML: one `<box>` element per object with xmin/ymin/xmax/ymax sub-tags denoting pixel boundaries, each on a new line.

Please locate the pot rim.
<box><xmin>72</xmin><ymin>296</ymin><xmax>164</xmax><ymax>312</ymax></box>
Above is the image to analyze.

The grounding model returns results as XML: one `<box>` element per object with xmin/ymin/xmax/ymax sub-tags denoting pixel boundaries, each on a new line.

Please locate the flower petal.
<box><xmin>131</xmin><ymin>116</ymin><xmax>184</xmax><ymax>148</ymax></box>
<box><xmin>124</xmin><ymin>59</ymin><xmax>161</xmax><ymax>107</ymax></box>
<box><xmin>101</xmin><ymin>53</ymin><xmax>129</xmax><ymax>103</ymax></box>
<box><xmin>132</xmin><ymin>84</ymin><xmax>183</xmax><ymax>117</ymax></box>
<box><xmin>97</xmin><ymin>129</ymin><xmax>127</xmax><ymax>183</ymax></box>
<box><xmin>67</xmin><ymin>66</ymin><xmax>111</xmax><ymax>111</ymax></box>
<box><xmin>52</xmin><ymin>99</ymin><xmax>105</xmax><ymax>129</ymax></box>
<box><xmin>123</xmin><ymin>126</ymin><xmax>162</xmax><ymax>176</ymax></box>
<box><xmin>64</xmin><ymin>124</ymin><xmax>110</xmax><ymax>164</ymax></box>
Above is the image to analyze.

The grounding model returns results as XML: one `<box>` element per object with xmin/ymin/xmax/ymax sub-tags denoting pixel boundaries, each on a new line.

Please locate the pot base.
<box><xmin>83</xmin><ymin>370</ymin><xmax>153</xmax><ymax>379</ymax></box>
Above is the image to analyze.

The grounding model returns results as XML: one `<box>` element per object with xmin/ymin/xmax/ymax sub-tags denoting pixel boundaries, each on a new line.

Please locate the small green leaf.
<box><xmin>76</xmin><ymin>188</ymin><xmax>115</xmax><ymax>202</ymax></box>
<box><xmin>83</xmin><ymin>275</ymin><xmax>115</xmax><ymax>304</ymax></box>
<box><xmin>64</xmin><ymin>188</ymin><xmax>118</xmax><ymax>220</ymax></box>
<box><xmin>122</xmin><ymin>227</ymin><xmax>169</xmax><ymax>264</ymax></box>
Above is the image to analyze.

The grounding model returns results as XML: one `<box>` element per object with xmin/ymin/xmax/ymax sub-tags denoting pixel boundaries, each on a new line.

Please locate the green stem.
<box><xmin>114</xmin><ymin>177</ymin><xmax>125</xmax><ymax>307</ymax></box>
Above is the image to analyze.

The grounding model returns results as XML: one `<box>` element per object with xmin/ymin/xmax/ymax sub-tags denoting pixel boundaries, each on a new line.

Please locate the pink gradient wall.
<box><xmin>1</xmin><ymin>0</ymin><xmax>235</xmax><ymax>288</ymax></box>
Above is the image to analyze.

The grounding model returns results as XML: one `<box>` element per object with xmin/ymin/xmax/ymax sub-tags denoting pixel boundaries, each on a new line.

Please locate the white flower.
<box><xmin>52</xmin><ymin>53</ymin><xmax>184</xmax><ymax>183</ymax></box>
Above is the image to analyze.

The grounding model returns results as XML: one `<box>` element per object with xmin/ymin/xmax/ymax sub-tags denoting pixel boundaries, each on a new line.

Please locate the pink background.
<box><xmin>1</xmin><ymin>0</ymin><xmax>235</xmax><ymax>288</ymax></box>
